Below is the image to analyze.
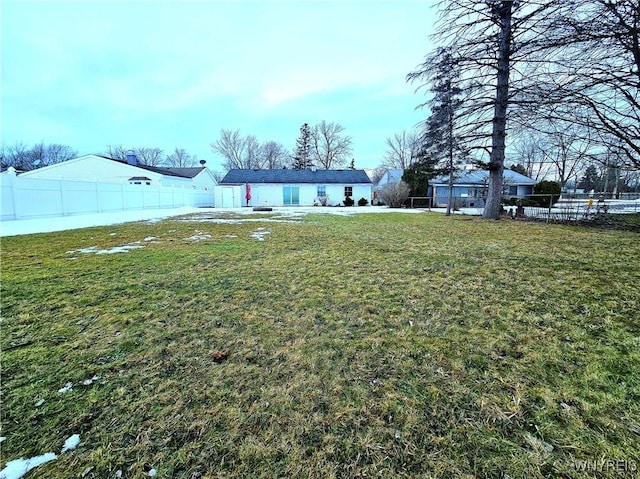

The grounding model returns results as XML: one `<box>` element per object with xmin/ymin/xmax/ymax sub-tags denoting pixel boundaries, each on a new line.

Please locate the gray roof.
<box><xmin>431</xmin><ymin>169</ymin><xmax>536</xmax><ymax>186</ymax></box>
<box><xmin>99</xmin><ymin>156</ymin><xmax>206</xmax><ymax>178</ymax></box>
<box><xmin>376</xmin><ymin>168</ymin><xmax>404</xmax><ymax>186</ymax></box>
<box><xmin>220</xmin><ymin>169</ymin><xmax>372</xmax><ymax>184</ymax></box>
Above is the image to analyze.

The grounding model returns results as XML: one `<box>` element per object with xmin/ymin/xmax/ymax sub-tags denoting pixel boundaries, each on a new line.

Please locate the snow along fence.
<box><xmin>0</xmin><ymin>173</ymin><xmax>214</xmax><ymax>221</ymax></box>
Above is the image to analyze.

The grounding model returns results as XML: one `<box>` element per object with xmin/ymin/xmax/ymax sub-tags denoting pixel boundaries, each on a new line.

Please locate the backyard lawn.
<box><xmin>1</xmin><ymin>211</ymin><xmax>639</xmax><ymax>478</ymax></box>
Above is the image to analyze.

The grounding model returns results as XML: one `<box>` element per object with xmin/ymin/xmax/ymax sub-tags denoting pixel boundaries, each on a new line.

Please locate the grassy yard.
<box><xmin>1</xmin><ymin>212</ymin><xmax>639</xmax><ymax>478</ymax></box>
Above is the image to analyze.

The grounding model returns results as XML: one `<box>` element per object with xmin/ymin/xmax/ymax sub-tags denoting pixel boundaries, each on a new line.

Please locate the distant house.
<box><xmin>375</xmin><ymin>168</ymin><xmax>404</xmax><ymax>188</ymax></box>
<box><xmin>430</xmin><ymin>169</ymin><xmax>536</xmax><ymax>208</ymax></box>
<box><xmin>19</xmin><ymin>154</ymin><xmax>218</xmax><ymax>190</ymax></box>
<box><xmin>219</xmin><ymin>168</ymin><xmax>372</xmax><ymax>207</ymax></box>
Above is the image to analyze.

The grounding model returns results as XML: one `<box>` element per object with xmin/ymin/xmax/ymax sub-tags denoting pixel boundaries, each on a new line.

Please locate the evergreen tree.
<box><xmin>577</xmin><ymin>165</ymin><xmax>600</xmax><ymax>192</ymax></box>
<box><xmin>401</xmin><ymin>154</ymin><xmax>438</xmax><ymax>197</ymax></box>
<box><xmin>292</xmin><ymin>123</ymin><xmax>313</xmax><ymax>170</ymax></box>
<box><xmin>416</xmin><ymin>47</ymin><xmax>467</xmax><ymax>215</ymax></box>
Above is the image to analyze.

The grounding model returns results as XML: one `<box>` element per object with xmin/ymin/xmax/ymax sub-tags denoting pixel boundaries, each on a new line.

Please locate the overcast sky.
<box><xmin>1</xmin><ymin>0</ymin><xmax>437</xmax><ymax>171</ymax></box>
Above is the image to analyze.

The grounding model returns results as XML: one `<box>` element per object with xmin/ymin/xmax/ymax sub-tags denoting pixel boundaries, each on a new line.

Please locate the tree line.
<box><xmin>210</xmin><ymin>120</ymin><xmax>353</xmax><ymax>171</ymax></box>
<box><xmin>1</xmin><ymin>142</ymin><xmax>203</xmax><ymax>172</ymax></box>
<box><xmin>380</xmin><ymin>0</ymin><xmax>639</xmax><ymax>219</ymax></box>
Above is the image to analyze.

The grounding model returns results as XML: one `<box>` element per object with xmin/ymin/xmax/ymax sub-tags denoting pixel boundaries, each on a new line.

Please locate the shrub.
<box><xmin>343</xmin><ymin>196</ymin><xmax>355</xmax><ymax>206</ymax></box>
<box><xmin>533</xmin><ymin>180</ymin><xmax>561</xmax><ymax>206</ymax></box>
<box><xmin>357</xmin><ymin>197</ymin><xmax>369</xmax><ymax>206</ymax></box>
<box><xmin>379</xmin><ymin>181</ymin><xmax>410</xmax><ymax>208</ymax></box>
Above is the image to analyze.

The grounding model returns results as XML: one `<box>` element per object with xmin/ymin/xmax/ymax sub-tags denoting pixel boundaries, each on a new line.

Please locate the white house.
<box><xmin>219</xmin><ymin>169</ymin><xmax>373</xmax><ymax>207</ymax></box>
<box><xmin>2</xmin><ymin>154</ymin><xmax>217</xmax><ymax>220</ymax></box>
<box><xmin>19</xmin><ymin>154</ymin><xmax>218</xmax><ymax>189</ymax></box>
<box><xmin>430</xmin><ymin>169</ymin><xmax>537</xmax><ymax>208</ymax></box>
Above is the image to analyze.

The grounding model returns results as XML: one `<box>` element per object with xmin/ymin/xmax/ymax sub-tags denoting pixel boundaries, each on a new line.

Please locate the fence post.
<box><xmin>9</xmin><ymin>173</ymin><xmax>20</xmax><ymax>219</ymax></box>
<box><xmin>547</xmin><ymin>194</ymin><xmax>552</xmax><ymax>223</ymax></box>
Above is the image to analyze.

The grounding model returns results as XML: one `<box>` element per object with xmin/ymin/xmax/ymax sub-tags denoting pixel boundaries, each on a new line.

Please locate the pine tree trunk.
<box><xmin>483</xmin><ymin>1</ymin><xmax>512</xmax><ymax>220</ymax></box>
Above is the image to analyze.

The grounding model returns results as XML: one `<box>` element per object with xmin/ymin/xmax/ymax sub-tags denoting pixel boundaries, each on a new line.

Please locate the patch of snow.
<box><xmin>0</xmin><ymin>453</ymin><xmax>57</xmax><ymax>479</ymax></box>
<box><xmin>95</xmin><ymin>245</ymin><xmax>144</xmax><ymax>254</ymax></box>
<box><xmin>224</xmin><ymin>234</ymin><xmax>237</xmax><ymax>238</ymax></box>
<box><xmin>109</xmin><ymin>233</ymin><xmax>117</xmax><ymax>236</ymax></box>
<box><xmin>185</xmin><ymin>231</ymin><xmax>212</xmax><ymax>241</ymax></box>
<box><xmin>61</xmin><ymin>434</ymin><xmax>80</xmax><ymax>453</ymax></box>
<box><xmin>35</xmin><ymin>399</ymin><xmax>45</xmax><ymax>407</ymax></box>
<box><xmin>0</xmin><ymin>437</ymin><xmax>5</xmax><ymax>443</ymax></box>
<box><xmin>1</xmin><ymin>206</ymin><xmax>429</xmax><ymax>238</ymax></box>
<box><xmin>82</xmin><ymin>375</ymin><xmax>100</xmax><ymax>386</ymax></box>
<box><xmin>143</xmin><ymin>236</ymin><xmax>157</xmax><ymax>241</ymax></box>
<box><xmin>148</xmin><ymin>468</ymin><xmax>157</xmax><ymax>477</ymax></box>
<box><xmin>67</xmin><ymin>244</ymin><xmax>144</xmax><ymax>255</ymax></box>
<box><xmin>250</xmin><ymin>228</ymin><xmax>271</xmax><ymax>241</ymax></box>
<box><xmin>58</xmin><ymin>382</ymin><xmax>73</xmax><ymax>393</ymax></box>
<box><xmin>66</xmin><ymin>246</ymin><xmax>97</xmax><ymax>254</ymax></box>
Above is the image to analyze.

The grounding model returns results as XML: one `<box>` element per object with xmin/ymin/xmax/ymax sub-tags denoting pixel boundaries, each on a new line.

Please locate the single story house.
<box><xmin>431</xmin><ymin>169</ymin><xmax>536</xmax><ymax>208</ymax></box>
<box><xmin>219</xmin><ymin>168</ymin><xmax>373</xmax><ymax>207</ymax></box>
<box><xmin>19</xmin><ymin>154</ymin><xmax>218</xmax><ymax>190</ymax></box>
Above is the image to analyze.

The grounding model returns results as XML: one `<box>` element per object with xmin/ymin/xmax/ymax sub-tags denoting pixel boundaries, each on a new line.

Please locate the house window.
<box><xmin>317</xmin><ymin>185</ymin><xmax>326</xmax><ymax>197</ymax></box>
<box><xmin>509</xmin><ymin>185</ymin><xmax>518</xmax><ymax>196</ymax></box>
<box><xmin>344</xmin><ymin>186</ymin><xmax>353</xmax><ymax>198</ymax></box>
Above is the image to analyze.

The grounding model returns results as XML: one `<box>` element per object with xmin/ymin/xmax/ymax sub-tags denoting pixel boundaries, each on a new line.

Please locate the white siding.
<box><xmin>245</xmin><ymin>183</ymin><xmax>372</xmax><ymax>207</ymax></box>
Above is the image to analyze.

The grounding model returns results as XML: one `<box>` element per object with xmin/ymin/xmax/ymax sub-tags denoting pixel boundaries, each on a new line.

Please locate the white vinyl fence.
<box><xmin>1</xmin><ymin>174</ymin><xmax>214</xmax><ymax>221</ymax></box>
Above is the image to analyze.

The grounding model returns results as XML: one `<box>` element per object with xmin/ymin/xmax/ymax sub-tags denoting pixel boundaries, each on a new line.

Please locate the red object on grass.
<box><xmin>245</xmin><ymin>183</ymin><xmax>252</xmax><ymax>206</ymax></box>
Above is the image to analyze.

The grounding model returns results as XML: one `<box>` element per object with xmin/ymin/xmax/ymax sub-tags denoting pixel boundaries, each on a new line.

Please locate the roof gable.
<box><xmin>220</xmin><ymin>169</ymin><xmax>372</xmax><ymax>184</ymax></box>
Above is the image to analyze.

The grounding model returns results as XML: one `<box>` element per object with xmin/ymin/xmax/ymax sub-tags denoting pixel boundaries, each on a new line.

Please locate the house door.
<box><xmin>283</xmin><ymin>186</ymin><xmax>299</xmax><ymax>205</ymax></box>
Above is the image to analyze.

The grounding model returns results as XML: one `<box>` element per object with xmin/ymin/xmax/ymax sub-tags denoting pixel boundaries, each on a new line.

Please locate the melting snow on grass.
<box><xmin>66</xmin><ymin>244</ymin><xmax>144</xmax><ymax>255</ymax></box>
<box><xmin>0</xmin><ymin>435</ymin><xmax>80</xmax><ymax>479</ymax></box>
<box><xmin>61</xmin><ymin>434</ymin><xmax>80</xmax><ymax>453</ymax></box>
<box><xmin>250</xmin><ymin>228</ymin><xmax>270</xmax><ymax>241</ymax></box>
<box><xmin>185</xmin><ymin>231</ymin><xmax>212</xmax><ymax>241</ymax></box>
<box><xmin>58</xmin><ymin>382</ymin><xmax>73</xmax><ymax>393</ymax></box>
<box><xmin>82</xmin><ymin>375</ymin><xmax>100</xmax><ymax>386</ymax></box>
<box><xmin>0</xmin><ymin>453</ymin><xmax>58</xmax><ymax>479</ymax></box>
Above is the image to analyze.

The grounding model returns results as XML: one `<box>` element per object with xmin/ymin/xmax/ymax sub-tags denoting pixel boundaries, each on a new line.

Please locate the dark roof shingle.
<box><xmin>220</xmin><ymin>169</ymin><xmax>372</xmax><ymax>184</ymax></box>
<box><xmin>98</xmin><ymin>155</ymin><xmax>206</xmax><ymax>178</ymax></box>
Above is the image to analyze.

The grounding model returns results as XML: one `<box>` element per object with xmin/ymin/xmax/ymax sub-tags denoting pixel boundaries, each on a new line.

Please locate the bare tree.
<box><xmin>409</xmin><ymin>1</ymin><xmax>567</xmax><ymax>219</ymax></box>
<box><xmin>260</xmin><ymin>141</ymin><xmax>288</xmax><ymax>169</ymax></box>
<box><xmin>135</xmin><ymin>147</ymin><xmax>164</xmax><ymax>166</ymax></box>
<box><xmin>535</xmin><ymin>0</ymin><xmax>640</xmax><ymax>169</ymax></box>
<box><xmin>369</xmin><ymin>166</ymin><xmax>388</xmax><ymax>185</ymax></box>
<box><xmin>105</xmin><ymin>145</ymin><xmax>128</xmax><ymax>161</ymax></box>
<box><xmin>538</xmin><ymin>122</ymin><xmax>593</xmax><ymax>189</ymax></box>
<box><xmin>211</xmin><ymin>129</ymin><xmax>265</xmax><ymax>170</ymax></box>
<box><xmin>383</xmin><ymin>130</ymin><xmax>419</xmax><ymax>169</ymax></box>
<box><xmin>2</xmin><ymin>141</ymin><xmax>77</xmax><ymax>170</ymax></box>
<box><xmin>510</xmin><ymin>133</ymin><xmax>553</xmax><ymax>181</ymax></box>
<box><xmin>211</xmin><ymin>129</ymin><xmax>245</xmax><ymax>169</ymax></box>
<box><xmin>165</xmin><ymin>147</ymin><xmax>197</xmax><ymax>167</ymax></box>
<box><xmin>105</xmin><ymin>145</ymin><xmax>163</xmax><ymax>166</ymax></box>
<box><xmin>310</xmin><ymin>121</ymin><xmax>352</xmax><ymax>169</ymax></box>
